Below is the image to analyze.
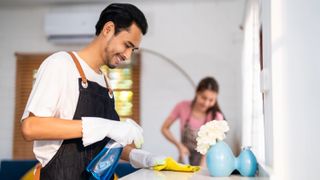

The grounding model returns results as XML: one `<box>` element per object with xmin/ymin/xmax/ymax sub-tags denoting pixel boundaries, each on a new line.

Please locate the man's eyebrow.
<box><xmin>128</xmin><ymin>41</ymin><xmax>139</xmax><ymax>50</ymax></box>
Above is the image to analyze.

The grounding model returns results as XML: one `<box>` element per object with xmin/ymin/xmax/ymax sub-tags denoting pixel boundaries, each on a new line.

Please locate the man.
<box><xmin>21</xmin><ymin>3</ymin><xmax>162</xmax><ymax>179</ymax></box>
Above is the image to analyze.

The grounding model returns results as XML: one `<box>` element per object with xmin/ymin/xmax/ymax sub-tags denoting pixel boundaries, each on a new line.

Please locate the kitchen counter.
<box><xmin>119</xmin><ymin>168</ymin><xmax>269</xmax><ymax>180</ymax></box>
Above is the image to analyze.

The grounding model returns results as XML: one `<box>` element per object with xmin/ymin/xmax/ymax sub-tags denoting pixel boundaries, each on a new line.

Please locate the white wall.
<box><xmin>139</xmin><ymin>1</ymin><xmax>245</xmax><ymax>158</ymax></box>
<box><xmin>0</xmin><ymin>1</ymin><xmax>244</xmax><ymax>161</ymax></box>
<box><xmin>263</xmin><ymin>0</ymin><xmax>320</xmax><ymax>179</ymax></box>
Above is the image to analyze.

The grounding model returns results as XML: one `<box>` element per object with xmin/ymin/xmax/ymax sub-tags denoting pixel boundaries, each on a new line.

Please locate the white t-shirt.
<box><xmin>21</xmin><ymin>51</ymin><xmax>107</xmax><ymax>167</ymax></box>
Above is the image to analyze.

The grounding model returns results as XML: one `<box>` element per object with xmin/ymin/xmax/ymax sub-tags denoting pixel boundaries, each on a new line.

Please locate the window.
<box><xmin>241</xmin><ymin>0</ymin><xmax>265</xmax><ymax>162</ymax></box>
<box><xmin>100</xmin><ymin>53</ymin><xmax>141</xmax><ymax>121</ymax></box>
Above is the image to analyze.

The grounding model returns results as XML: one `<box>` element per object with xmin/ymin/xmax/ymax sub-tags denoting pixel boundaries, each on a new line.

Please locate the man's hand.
<box><xmin>128</xmin><ymin>149</ymin><xmax>200</xmax><ymax>172</ymax></box>
<box><xmin>81</xmin><ymin>117</ymin><xmax>143</xmax><ymax>147</ymax></box>
<box><xmin>129</xmin><ymin>149</ymin><xmax>166</xmax><ymax>168</ymax></box>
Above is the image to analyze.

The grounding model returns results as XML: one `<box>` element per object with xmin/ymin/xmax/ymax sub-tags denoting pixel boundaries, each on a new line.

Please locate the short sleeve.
<box><xmin>169</xmin><ymin>101</ymin><xmax>185</xmax><ymax>120</ymax></box>
<box><xmin>21</xmin><ymin>52</ymin><xmax>68</xmax><ymax>121</ymax></box>
<box><xmin>215</xmin><ymin>112</ymin><xmax>224</xmax><ymax>120</ymax></box>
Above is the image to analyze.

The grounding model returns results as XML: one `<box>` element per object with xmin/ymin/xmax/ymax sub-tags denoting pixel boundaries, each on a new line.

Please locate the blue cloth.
<box><xmin>0</xmin><ymin>160</ymin><xmax>138</xmax><ymax>179</ymax></box>
<box><xmin>0</xmin><ymin>160</ymin><xmax>38</xmax><ymax>180</ymax></box>
<box><xmin>115</xmin><ymin>162</ymin><xmax>139</xmax><ymax>178</ymax></box>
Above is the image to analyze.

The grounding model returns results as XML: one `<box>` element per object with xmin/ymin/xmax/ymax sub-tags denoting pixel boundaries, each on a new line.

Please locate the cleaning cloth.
<box><xmin>152</xmin><ymin>157</ymin><xmax>200</xmax><ymax>172</ymax></box>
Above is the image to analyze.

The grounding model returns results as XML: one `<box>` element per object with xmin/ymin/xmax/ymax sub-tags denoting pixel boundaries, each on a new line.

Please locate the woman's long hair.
<box><xmin>192</xmin><ymin>77</ymin><xmax>225</xmax><ymax>120</ymax></box>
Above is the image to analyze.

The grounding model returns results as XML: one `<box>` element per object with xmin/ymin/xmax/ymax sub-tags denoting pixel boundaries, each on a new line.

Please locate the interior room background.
<box><xmin>0</xmin><ymin>0</ymin><xmax>245</xmax><ymax>162</ymax></box>
<box><xmin>2</xmin><ymin>0</ymin><xmax>320</xmax><ymax>179</ymax></box>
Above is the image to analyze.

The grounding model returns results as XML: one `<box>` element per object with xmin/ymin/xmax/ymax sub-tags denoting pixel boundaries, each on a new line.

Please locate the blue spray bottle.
<box><xmin>87</xmin><ymin>139</ymin><xmax>123</xmax><ymax>180</ymax></box>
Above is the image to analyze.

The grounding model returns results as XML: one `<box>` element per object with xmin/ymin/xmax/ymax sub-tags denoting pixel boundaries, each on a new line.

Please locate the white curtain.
<box><xmin>241</xmin><ymin>0</ymin><xmax>265</xmax><ymax>162</ymax></box>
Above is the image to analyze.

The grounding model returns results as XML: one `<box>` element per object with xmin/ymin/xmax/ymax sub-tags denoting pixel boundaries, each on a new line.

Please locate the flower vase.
<box><xmin>206</xmin><ymin>141</ymin><xmax>235</xmax><ymax>177</ymax></box>
<box><xmin>235</xmin><ymin>147</ymin><xmax>257</xmax><ymax>176</ymax></box>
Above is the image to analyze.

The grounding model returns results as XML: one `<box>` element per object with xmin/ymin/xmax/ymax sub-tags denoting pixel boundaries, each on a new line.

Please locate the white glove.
<box><xmin>129</xmin><ymin>149</ymin><xmax>166</xmax><ymax>168</ymax></box>
<box><xmin>81</xmin><ymin>117</ymin><xmax>143</xmax><ymax>148</ymax></box>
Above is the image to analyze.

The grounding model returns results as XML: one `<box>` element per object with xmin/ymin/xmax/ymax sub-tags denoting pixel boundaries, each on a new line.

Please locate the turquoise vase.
<box><xmin>206</xmin><ymin>141</ymin><xmax>235</xmax><ymax>176</ymax></box>
<box><xmin>236</xmin><ymin>147</ymin><xmax>257</xmax><ymax>176</ymax></box>
<box><xmin>206</xmin><ymin>141</ymin><xmax>258</xmax><ymax>177</ymax></box>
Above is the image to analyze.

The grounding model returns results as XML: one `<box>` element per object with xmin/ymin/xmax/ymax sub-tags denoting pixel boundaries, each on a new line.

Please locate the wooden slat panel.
<box><xmin>131</xmin><ymin>53</ymin><xmax>141</xmax><ymax>124</ymax></box>
<box><xmin>13</xmin><ymin>53</ymin><xmax>50</xmax><ymax>159</ymax></box>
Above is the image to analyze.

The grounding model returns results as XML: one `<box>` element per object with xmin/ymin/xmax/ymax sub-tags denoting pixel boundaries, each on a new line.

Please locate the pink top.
<box><xmin>169</xmin><ymin>100</ymin><xmax>224</xmax><ymax>132</ymax></box>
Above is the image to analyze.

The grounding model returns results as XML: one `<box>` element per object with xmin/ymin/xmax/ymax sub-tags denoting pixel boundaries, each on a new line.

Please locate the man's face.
<box><xmin>103</xmin><ymin>23</ymin><xmax>142</xmax><ymax>68</ymax></box>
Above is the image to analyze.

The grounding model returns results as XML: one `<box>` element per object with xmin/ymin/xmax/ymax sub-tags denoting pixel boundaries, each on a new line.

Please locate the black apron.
<box><xmin>40</xmin><ymin>52</ymin><xmax>119</xmax><ymax>180</ymax></box>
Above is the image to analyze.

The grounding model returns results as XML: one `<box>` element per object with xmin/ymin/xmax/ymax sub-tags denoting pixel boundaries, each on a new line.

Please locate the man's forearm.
<box><xmin>121</xmin><ymin>144</ymin><xmax>135</xmax><ymax>161</ymax></box>
<box><xmin>21</xmin><ymin>116</ymin><xmax>82</xmax><ymax>141</ymax></box>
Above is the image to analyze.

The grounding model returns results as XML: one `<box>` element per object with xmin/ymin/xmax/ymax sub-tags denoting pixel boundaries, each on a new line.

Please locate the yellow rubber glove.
<box><xmin>152</xmin><ymin>157</ymin><xmax>200</xmax><ymax>172</ymax></box>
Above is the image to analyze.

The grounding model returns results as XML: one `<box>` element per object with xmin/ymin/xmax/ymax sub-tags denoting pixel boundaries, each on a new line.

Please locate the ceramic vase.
<box><xmin>206</xmin><ymin>141</ymin><xmax>257</xmax><ymax>177</ymax></box>
<box><xmin>206</xmin><ymin>141</ymin><xmax>235</xmax><ymax>176</ymax></box>
<box><xmin>236</xmin><ymin>147</ymin><xmax>257</xmax><ymax>176</ymax></box>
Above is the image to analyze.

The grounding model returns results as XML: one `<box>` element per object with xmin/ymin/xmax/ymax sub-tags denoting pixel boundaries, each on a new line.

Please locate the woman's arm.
<box><xmin>161</xmin><ymin>116</ymin><xmax>181</xmax><ymax>148</ymax></box>
<box><xmin>161</xmin><ymin>116</ymin><xmax>189</xmax><ymax>160</ymax></box>
<box><xmin>200</xmin><ymin>155</ymin><xmax>207</xmax><ymax>167</ymax></box>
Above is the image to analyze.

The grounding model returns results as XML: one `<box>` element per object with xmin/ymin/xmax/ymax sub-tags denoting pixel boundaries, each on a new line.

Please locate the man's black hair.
<box><xmin>95</xmin><ymin>3</ymin><xmax>148</xmax><ymax>36</ymax></box>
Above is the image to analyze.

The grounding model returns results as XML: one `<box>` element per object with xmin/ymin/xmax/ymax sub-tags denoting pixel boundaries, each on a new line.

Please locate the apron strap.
<box><xmin>185</xmin><ymin>108</ymin><xmax>210</xmax><ymax>128</ymax></box>
<box><xmin>67</xmin><ymin>51</ymin><xmax>88</xmax><ymax>87</ymax></box>
<box><xmin>34</xmin><ymin>163</ymin><xmax>42</xmax><ymax>180</ymax></box>
<box><xmin>103</xmin><ymin>73</ymin><xmax>113</xmax><ymax>95</ymax></box>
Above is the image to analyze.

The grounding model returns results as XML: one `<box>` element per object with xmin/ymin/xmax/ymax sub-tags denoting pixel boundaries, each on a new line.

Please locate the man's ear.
<box><xmin>102</xmin><ymin>21</ymin><xmax>115</xmax><ymax>37</ymax></box>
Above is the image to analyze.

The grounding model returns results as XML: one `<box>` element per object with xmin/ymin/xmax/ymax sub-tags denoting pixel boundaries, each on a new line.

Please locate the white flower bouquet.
<box><xmin>196</xmin><ymin>120</ymin><xmax>229</xmax><ymax>155</ymax></box>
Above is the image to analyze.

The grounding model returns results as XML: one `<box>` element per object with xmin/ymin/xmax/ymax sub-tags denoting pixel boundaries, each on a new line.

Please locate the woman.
<box><xmin>161</xmin><ymin>77</ymin><xmax>225</xmax><ymax>166</ymax></box>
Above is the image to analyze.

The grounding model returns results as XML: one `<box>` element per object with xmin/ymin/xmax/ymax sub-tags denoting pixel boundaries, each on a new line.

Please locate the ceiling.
<box><xmin>0</xmin><ymin>0</ymin><xmax>121</xmax><ymax>6</ymax></box>
<box><xmin>0</xmin><ymin>0</ymin><xmax>230</xmax><ymax>7</ymax></box>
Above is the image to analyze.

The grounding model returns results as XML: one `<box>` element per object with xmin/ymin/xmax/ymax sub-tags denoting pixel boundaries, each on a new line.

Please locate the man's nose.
<box><xmin>123</xmin><ymin>48</ymin><xmax>133</xmax><ymax>60</ymax></box>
